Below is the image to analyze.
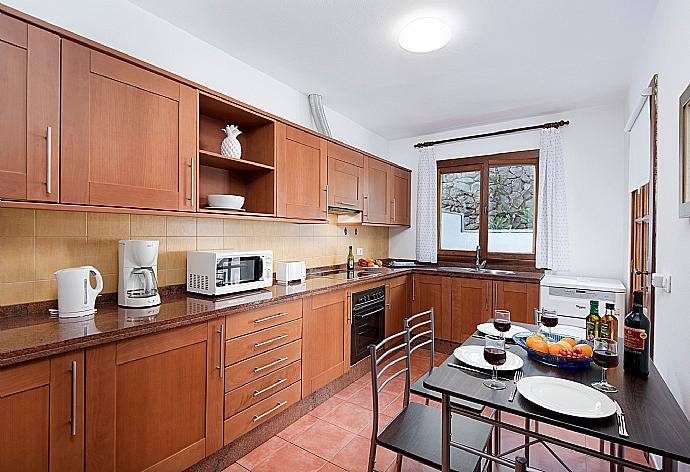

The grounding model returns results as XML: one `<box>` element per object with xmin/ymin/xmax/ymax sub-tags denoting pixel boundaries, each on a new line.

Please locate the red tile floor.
<box><xmin>223</xmin><ymin>349</ymin><xmax>650</xmax><ymax>472</ymax></box>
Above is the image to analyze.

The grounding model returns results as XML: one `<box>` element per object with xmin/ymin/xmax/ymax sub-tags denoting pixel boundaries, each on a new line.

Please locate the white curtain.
<box><xmin>416</xmin><ymin>146</ymin><xmax>438</xmax><ymax>263</ymax></box>
<box><xmin>536</xmin><ymin>128</ymin><xmax>570</xmax><ymax>271</ymax></box>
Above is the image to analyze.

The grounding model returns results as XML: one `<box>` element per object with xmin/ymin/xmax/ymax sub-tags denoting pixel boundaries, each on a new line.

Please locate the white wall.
<box><xmin>389</xmin><ymin>101</ymin><xmax>629</xmax><ymax>282</ymax></box>
<box><xmin>2</xmin><ymin>0</ymin><xmax>389</xmax><ymax>158</ymax></box>
<box><xmin>627</xmin><ymin>0</ymin><xmax>690</xmax><ymax>439</ymax></box>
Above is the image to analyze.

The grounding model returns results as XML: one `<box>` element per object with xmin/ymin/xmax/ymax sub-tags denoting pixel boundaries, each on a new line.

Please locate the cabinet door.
<box><xmin>0</xmin><ymin>14</ymin><xmax>60</xmax><ymax>202</ymax></box>
<box><xmin>327</xmin><ymin>142</ymin><xmax>364</xmax><ymax>210</ymax></box>
<box><xmin>0</xmin><ymin>352</ymin><xmax>84</xmax><ymax>472</ymax></box>
<box><xmin>412</xmin><ymin>275</ymin><xmax>451</xmax><ymax>341</ymax></box>
<box><xmin>85</xmin><ymin>322</ymin><xmax>224</xmax><ymax>472</ymax></box>
<box><xmin>385</xmin><ymin>276</ymin><xmax>410</xmax><ymax>338</ymax></box>
<box><xmin>390</xmin><ymin>167</ymin><xmax>411</xmax><ymax>226</ymax></box>
<box><xmin>61</xmin><ymin>40</ymin><xmax>196</xmax><ymax>211</ymax></box>
<box><xmin>450</xmin><ymin>278</ymin><xmax>493</xmax><ymax>343</ymax></box>
<box><xmin>364</xmin><ymin>157</ymin><xmax>391</xmax><ymax>224</ymax></box>
<box><xmin>276</xmin><ymin>124</ymin><xmax>328</xmax><ymax>220</ymax></box>
<box><xmin>493</xmin><ymin>281</ymin><xmax>539</xmax><ymax>324</ymax></box>
<box><xmin>302</xmin><ymin>290</ymin><xmax>347</xmax><ymax>396</ymax></box>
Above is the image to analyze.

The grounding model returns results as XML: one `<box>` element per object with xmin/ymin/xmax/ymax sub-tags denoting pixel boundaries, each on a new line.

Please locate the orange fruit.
<box><xmin>561</xmin><ymin>337</ymin><xmax>576</xmax><ymax>348</ymax></box>
<box><xmin>526</xmin><ymin>335</ymin><xmax>543</xmax><ymax>349</ymax></box>
<box><xmin>529</xmin><ymin>339</ymin><xmax>549</xmax><ymax>354</ymax></box>
<box><xmin>549</xmin><ymin>343</ymin><xmax>565</xmax><ymax>356</ymax></box>
<box><xmin>557</xmin><ymin>340</ymin><xmax>571</xmax><ymax>350</ymax></box>
<box><xmin>575</xmin><ymin>343</ymin><xmax>593</xmax><ymax>357</ymax></box>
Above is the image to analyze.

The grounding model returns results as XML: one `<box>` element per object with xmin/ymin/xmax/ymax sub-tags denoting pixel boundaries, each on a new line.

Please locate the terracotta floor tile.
<box><xmin>356</xmin><ymin>412</ymin><xmax>393</xmax><ymax>438</ymax></box>
<box><xmin>236</xmin><ymin>436</ymin><xmax>289</xmax><ymax>470</ymax></box>
<box><xmin>331</xmin><ymin>435</ymin><xmax>397</xmax><ymax>472</ymax></box>
<box><xmin>387</xmin><ymin>458</ymin><xmax>437</xmax><ymax>471</ymax></box>
<box><xmin>277</xmin><ymin>413</ymin><xmax>320</xmax><ymax>441</ymax></box>
<box><xmin>252</xmin><ymin>442</ymin><xmax>326</xmax><ymax>472</ymax></box>
<box><xmin>221</xmin><ymin>464</ymin><xmax>249</xmax><ymax>472</ymax></box>
<box><xmin>380</xmin><ymin>394</ymin><xmax>404</xmax><ymax>417</ymax></box>
<box><xmin>335</xmin><ymin>381</ymin><xmax>367</xmax><ymax>400</ymax></box>
<box><xmin>318</xmin><ymin>462</ymin><xmax>348</xmax><ymax>471</ymax></box>
<box><xmin>348</xmin><ymin>385</ymin><xmax>398</xmax><ymax>411</ymax></box>
<box><xmin>322</xmin><ymin>401</ymin><xmax>375</xmax><ymax>433</ymax></box>
<box><xmin>291</xmin><ymin>419</ymin><xmax>356</xmax><ymax>460</ymax></box>
<box><xmin>311</xmin><ymin>396</ymin><xmax>346</xmax><ymax>419</ymax></box>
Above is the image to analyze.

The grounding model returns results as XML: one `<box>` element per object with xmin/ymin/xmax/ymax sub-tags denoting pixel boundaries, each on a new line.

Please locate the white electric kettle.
<box><xmin>54</xmin><ymin>266</ymin><xmax>103</xmax><ymax>318</ymax></box>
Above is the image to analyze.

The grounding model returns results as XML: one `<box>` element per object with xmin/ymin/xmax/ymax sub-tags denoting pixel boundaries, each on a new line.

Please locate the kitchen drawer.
<box><xmin>226</xmin><ymin>299</ymin><xmax>303</xmax><ymax>339</ymax></box>
<box><xmin>224</xmin><ymin>360</ymin><xmax>301</xmax><ymax>417</ymax></box>
<box><xmin>224</xmin><ymin>381</ymin><xmax>301</xmax><ymax>445</ymax></box>
<box><xmin>225</xmin><ymin>340</ymin><xmax>302</xmax><ymax>391</ymax></box>
<box><xmin>225</xmin><ymin>319</ymin><xmax>302</xmax><ymax>365</ymax></box>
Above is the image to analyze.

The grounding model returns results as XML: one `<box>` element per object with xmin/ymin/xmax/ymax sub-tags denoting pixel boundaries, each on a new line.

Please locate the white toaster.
<box><xmin>276</xmin><ymin>261</ymin><xmax>306</xmax><ymax>284</ymax></box>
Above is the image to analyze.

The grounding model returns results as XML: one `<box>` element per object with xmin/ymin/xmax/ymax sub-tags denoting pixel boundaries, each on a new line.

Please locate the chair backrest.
<box><xmin>404</xmin><ymin>307</ymin><xmax>435</xmax><ymax>375</ymax></box>
<box><xmin>369</xmin><ymin>329</ymin><xmax>411</xmax><ymax>439</ymax></box>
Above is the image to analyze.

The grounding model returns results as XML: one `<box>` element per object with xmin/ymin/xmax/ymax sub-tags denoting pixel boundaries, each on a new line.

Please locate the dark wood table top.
<box><xmin>423</xmin><ymin>326</ymin><xmax>690</xmax><ymax>464</ymax></box>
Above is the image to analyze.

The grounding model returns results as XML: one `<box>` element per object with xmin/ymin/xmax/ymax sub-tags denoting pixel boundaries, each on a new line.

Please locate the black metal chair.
<box><xmin>367</xmin><ymin>328</ymin><xmax>493</xmax><ymax>472</ymax></box>
<box><xmin>405</xmin><ymin>308</ymin><xmax>485</xmax><ymax>413</ymax></box>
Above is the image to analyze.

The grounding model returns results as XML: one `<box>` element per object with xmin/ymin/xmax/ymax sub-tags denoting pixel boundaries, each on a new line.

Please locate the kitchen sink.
<box><xmin>438</xmin><ymin>267</ymin><xmax>516</xmax><ymax>276</ymax></box>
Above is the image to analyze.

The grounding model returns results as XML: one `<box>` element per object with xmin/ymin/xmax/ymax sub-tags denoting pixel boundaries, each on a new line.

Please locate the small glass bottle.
<box><xmin>347</xmin><ymin>246</ymin><xmax>355</xmax><ymax>270</ymax></box>
<box><xmin>585</xmin><ymin>300</ymin><xmax>601</xmax><ymax>343</ymax></box>
<box><xmin>600</xmin><ymin>303</ymin><xmax>618</xmax><ymax>341</ymax></box>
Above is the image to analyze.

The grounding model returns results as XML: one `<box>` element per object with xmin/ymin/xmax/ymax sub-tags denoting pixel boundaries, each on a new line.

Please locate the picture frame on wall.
<box><xmin>679</xmin><ymin>83</ymin><xmax>690</xmax><ymax>217</ymax></box>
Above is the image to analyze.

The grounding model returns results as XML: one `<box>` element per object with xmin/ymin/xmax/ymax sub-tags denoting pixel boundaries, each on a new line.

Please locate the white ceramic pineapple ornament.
<box><xmin>220</xmin><ymin>125</ymin><xmax>242</xmax><ymax>159</ymax></box>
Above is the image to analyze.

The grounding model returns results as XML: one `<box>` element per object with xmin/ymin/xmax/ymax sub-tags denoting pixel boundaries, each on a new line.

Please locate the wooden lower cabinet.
<box><xmin>450</xmin><ymin>278</ymin><xmax>493</xmax><ymax>343</ymax></box>
<box><xmin>385</xmin><ymin>275</ymin><xmax>410</xmax><ymax>338</ymax></box>
<box><xmin>411</xmin><ymin>274</ymin><xmax>451</xmax><ymax>341</ymax></box>
<box><xmin>85</xmin><ymin>321</ymin><xmax>224</xmax><ymax>472</ymax></box>
<box><xmin>302</xmin><ymin>289</ymin><xmax>348</xmax><ymax>396</ymax></box>
<box><xmin>0</xmin><ymin>351</ymin><xmax>84</xmax><ymax>472</ymax></box>
<box><xmin>493</xmin><ymin>280</ymin><xmax>540</xmax><ymax>324</ymax></box>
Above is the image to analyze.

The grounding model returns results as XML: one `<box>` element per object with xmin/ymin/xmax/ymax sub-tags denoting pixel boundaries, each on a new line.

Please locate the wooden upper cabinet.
<box><xmin>60</xmin><ymin>40</ymin><xmax>197</xmax><ymax>211</ymax></box>
<box><xmin>364</xmin><ymin>156</ymin><xmax>391</xmax><ymax>224</ymax></box>
<box><xmin>327</xmin><ymin>142</ymin><xmax>364</xmax><ymax>211</ymax></box>
<box><xmin>493</xmin><ymin>281</ymin><xmax>539</xmax><ymax>324</ymax></box>
<box><xmin>0</xmin><ymin>351</ymin><xmax>85</xmax><ymax>472</ymax></box>
<box><xmin>0</xmin><ymin>14</ymin><xmax>60</xmax><ymax>202</ymax></box>
<box><xmin>85</xmin><ymin>322</ymin><xmax>224</xmax><ymax>472</ymax></box>
<box><xmin>302</xmin><ymin>290</ymin><xmax>348</xmax><ymax>397</ymax></box>
<box><xmin>390</xmin><ymin>167</ymin><xmax>411</xmax><ymax>226</ymax></box>
<box><xmin>411</xmin><ymin>275</ymin><xmax>451</xmax><ymax>341</ymax></box>
<box><xmin>450</xmin><ymin>278</ymin><xmax>493</xmax><ymax>343</ymax></box>
<box><xmin>276</xmin><ymin>124</ymin><xmax>328</xmax><ymax>220</ymax></box>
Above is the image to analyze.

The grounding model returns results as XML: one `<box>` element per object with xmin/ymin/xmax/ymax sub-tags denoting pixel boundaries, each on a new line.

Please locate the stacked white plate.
<box><xmin>453</xmin><ymin>345</ymin><xmax>524</xmax><ymax>371</ymax></box>
<box><xmin>516</xmin><ymin>376</ymin><xmax>616</xmax><ymax>418</ymax></box>
<box><xmin>476</xmin><ymin>322</ymin><xmax>530</xmax><ymax>340</ymax></box>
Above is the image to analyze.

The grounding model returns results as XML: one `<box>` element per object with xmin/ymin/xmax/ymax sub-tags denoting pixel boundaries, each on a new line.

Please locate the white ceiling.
<box><xmin>130</xmin><ymin>0</ymin><xmax>657</xmax><ymax>140</ymax></box>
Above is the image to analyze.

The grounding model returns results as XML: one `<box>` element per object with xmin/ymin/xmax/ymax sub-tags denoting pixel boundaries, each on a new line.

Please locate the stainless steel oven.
<box><xmin>350</xmin><ymin>285</ymin><xmax>386</xmax><ymax>365</ymax></box>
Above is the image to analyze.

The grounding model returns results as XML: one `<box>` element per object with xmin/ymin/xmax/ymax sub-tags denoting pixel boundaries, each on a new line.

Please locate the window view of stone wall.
<box><xmin>441</xmin><ymin>165</ymin><xmax>535</xmax><ymax>231</ymax></box>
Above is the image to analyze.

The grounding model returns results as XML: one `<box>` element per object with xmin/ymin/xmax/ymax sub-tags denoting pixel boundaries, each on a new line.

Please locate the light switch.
<box><xmin>356</xmin><ymin>247</ymin><xmax>364</xmax><ymax>256</ymax></box>
<box><xmin>651</xmin><ymin>273</ymin><xmax>671</xmax><ymax>293</ymax></box>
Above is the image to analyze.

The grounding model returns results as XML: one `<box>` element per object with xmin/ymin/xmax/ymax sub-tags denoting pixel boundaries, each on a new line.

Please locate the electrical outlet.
<box><xmin>356</xmin><ymin>247</ymin><xmax>364</xmax><ymax>256</ymax></box>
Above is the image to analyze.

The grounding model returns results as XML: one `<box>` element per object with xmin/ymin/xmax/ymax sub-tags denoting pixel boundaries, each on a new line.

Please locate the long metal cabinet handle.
<box><xmin>46</xmin><ymin>127</ymin><xmax>52</xmax><ymax>194</ymax></box>
<box><xmin>324</xmin><ymin>185</ymin><xmax>329</xmax><ymax>213</ymax></box>
<box><xmin>217</xmin><ymin>323</ymin><xmax>225</xmax><ymax>379</ymax></box>
<box><xmin>253</xmin><ymin>356</ymin><xmax>289</xmax><ymax>373</ymax></box>
<box><xmin>254</xmin><ymin>312</ymin><xmax>288</xmax><ymax>324</ymax></box>
<box><xmin>412</xmin><ymin>278</ymin><xmax>415</xmax><ymax>300</ymax></box>
<box><xmin>70</xmin><ymin>360</ymin><xmax>77</xmax><ymax>436</ymax></box>
<box><xmin>337</xmin><ymin>201</ymin><xmax>357</xmax><ymax>207</ymax></box>
<box><xmin>253</xmin><ymin>401</ymin><xmax>287</xmax><ymax>422</ymax></box>
<box><xmin>253</xmin><ymin>377</ymin><xmax>288</xmax><ymax>397</ymax></box>
<box><xmin>392</xmin><ymin>198</ymin><xmax>396</xmax><ymax>221</ymax></box>
<box><xmin>188</xmin><ymin>156</ymin><xmax>195</xmax><ymax>204</ymax></box>
<box><xmin>363</xmin><ymin>195</ymin><xmax>368</xmax><ymax>217</ymax></box>
<box><xmin>254</xmin><ymin>334</ymin><xmax>289</xmax><ymax>348</ymax></box>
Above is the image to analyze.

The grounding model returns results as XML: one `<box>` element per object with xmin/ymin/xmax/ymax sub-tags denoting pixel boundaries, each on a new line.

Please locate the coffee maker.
<box><xmin>118</xmin><ymin>240</ymin><xmax>161</xmax><ymax>308</ymax></box>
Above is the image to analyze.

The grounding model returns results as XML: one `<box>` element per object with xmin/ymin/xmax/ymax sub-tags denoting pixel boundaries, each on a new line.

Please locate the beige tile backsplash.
<box><xmin>0</xmin><ymin>208</ymin><xmax>389</xmax><ymax>306</ymax></box>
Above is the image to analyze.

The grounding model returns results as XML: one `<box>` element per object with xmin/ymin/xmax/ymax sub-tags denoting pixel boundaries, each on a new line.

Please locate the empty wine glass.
<box><xmin>592</xmin><ymin>338</ymin><xmax>619</xmax><ymax>393</ymax></box>
<box><xmin>493</xmin><ymin>309</ymin><xmax>511</xmax><ymax>340</ymax></box>
<box><xmin>483</xmin><ymin>335</ymin><xmax>507</xmax><ymax>390</ymax></box>
<box><xmin>540</xmin><ymin>308</ymin><xmax>558</xmax><ymax>337</ymax></box>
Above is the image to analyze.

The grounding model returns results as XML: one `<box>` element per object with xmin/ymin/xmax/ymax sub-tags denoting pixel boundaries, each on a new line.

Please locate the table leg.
<box><xmin>662</xmin><ymin>457</ymin><xmax>678</xmax><ymax>472</ymax></box>
<box><xmin>442</xmin><ymin>393</ymin><xmax>451</xmax><ymax>472</ymax></box>
<box><xmin>609</xmin><ymin>442</ymin><xmax>625</xmax><ymax>472</ymax></box>
<box><xmin>494</xmin><ymin>409</ymin><xmax>501</xmax><ymax>456</ymax></box>
<box><xmin>524</xmin><ymin>417</ymin><xmax>530</xmax><ymax>464</ymax></box>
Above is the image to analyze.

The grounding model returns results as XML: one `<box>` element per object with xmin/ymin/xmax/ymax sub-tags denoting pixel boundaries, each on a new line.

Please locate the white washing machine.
<box><xmin>540</xmin><ymin>274</ymin><xmax>626</xmax><ymax>338</ymax></box>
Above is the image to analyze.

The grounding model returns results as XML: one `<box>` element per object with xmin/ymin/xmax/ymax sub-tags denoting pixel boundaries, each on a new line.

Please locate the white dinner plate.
<box><xmin>550</xmin><ymin>325</ymin><xmax>586</xmax><ymax>339</ymax></box>
<box><xmin>453</xmin><ymin>345</ymin><xmax>524</xmax><ymax>371</ymax></box>
<box><xmin>477</xmin><ymin>322</ymin><xmax>530</xmax><ymax>340</ymax></box>
<box><xmin>516</xmin><ymin>376</ymin><xmax>616</xmax><ymax>418</ymax></box>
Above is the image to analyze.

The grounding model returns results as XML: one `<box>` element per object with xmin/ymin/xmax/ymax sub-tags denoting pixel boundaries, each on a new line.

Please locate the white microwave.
<box><xmin>187</xmin><ymin>250</ymin><xmax>273</xmax><ymax>296</ymax></box>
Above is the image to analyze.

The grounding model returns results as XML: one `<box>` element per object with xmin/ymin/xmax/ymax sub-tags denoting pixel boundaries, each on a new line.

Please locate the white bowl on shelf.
<box><xmin>207</xmin><ymin>194</ymin><xmax>245</xmax><ymax>210</ymax></box>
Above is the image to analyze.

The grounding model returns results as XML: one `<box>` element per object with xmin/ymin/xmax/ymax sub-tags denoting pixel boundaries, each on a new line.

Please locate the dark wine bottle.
<box><xmin>347</xmin><ymin>246</ymin><xmax>355</xmax><ymax>270</ymax></box>
<box><xmin>624</xmin><ymin>290</ymin><xmax>650</xmax><ymax>376</ymax></box>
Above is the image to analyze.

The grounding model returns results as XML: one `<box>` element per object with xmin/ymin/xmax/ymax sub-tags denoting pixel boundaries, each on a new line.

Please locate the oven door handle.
<box><xmin>354</xmin><ymin>308</ymin><xmax>385</xmax><ymax>319</ymax></box>
<box><xmin>352</xmin><ymin>297</ymin><xmax>385</xmax><ymax>311</ymax></box>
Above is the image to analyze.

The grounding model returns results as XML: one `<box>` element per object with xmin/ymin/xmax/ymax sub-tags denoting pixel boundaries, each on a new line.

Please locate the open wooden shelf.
<box><xmin>198</xmin><ymin>149</ymin><xmax>274</xmax><ymax>172</ymax></box>
<box><xmin>197</xmin><ymin>207</ymin><xmax>274</xmax><ymax>218</ymax></box>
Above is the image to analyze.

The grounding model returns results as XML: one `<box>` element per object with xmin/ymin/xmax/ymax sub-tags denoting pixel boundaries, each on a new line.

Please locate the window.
<box><xmin>438</xmin><ymin>150</ymin><xmax>538</xmax><ymax>264</ymax></box>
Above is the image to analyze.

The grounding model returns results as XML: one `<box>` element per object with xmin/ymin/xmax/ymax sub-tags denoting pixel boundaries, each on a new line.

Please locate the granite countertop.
<box><xmin>0</xmin><ymin>266</ymin><xmax>543</xmax><ymax>367</ymax></box>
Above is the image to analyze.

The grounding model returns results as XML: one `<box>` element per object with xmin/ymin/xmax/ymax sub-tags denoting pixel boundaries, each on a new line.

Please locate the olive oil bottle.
<box><xmin>600</xmin><ymin>303</ymin><xmax>618</xmax><ymax>341</ymax></box>
<box><xmin>585</xmin><ymin>300</ymin><xmax>601</xmax><ymax>342</ymax></box>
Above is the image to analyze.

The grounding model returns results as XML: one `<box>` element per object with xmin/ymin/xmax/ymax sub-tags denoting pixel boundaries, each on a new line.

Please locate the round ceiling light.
<box><xmin>398</xmin><ymin>17</ymin><xmax>451</xmax><ymax>53</ymax></box>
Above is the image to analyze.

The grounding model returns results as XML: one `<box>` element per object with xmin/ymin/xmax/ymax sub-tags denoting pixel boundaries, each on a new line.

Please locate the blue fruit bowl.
<box><xmin>513</xmin><ymin>332</ymin><xmax>593</xmax><ymax>369</ymax></box>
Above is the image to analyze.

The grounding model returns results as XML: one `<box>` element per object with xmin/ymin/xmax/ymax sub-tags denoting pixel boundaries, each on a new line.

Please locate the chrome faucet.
<box><xmin>475</xmin><ymin>245</ymin><xmax>487</xmax><ymax>270</ymax></box>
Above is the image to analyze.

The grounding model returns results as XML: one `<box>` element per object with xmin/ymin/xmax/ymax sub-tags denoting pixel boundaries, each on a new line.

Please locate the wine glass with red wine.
<box><xmin>483</xmin><ymin>335</ymin><xmax>507</xmax><ymax>390</ymax></box>
<box><xmin>540</xmin><ymin>308</ymin><xmax>558</xmax><ymax>337</ymax></box>
<box><xmin>592</xmin><ymin>338</ymin><xmax>619</xmax><ymax>393</ymax></box>
<box><xmin>493</xmin><ymin>309</ymin><xmax>511</xmax><ymax>340</ymax></box>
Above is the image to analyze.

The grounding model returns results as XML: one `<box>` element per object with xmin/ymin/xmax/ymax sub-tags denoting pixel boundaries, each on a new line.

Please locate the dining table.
<box><xmin>423</xmin><ymin>324</ymin><xmax>690</xmax><ymax>472</ymax></box>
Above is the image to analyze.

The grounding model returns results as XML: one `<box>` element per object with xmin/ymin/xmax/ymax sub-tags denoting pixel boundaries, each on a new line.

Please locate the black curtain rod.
<box><xmin>414</xmin><ymin>120</ymin><xmax>570</xmax><ymax>148</ymax></box>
